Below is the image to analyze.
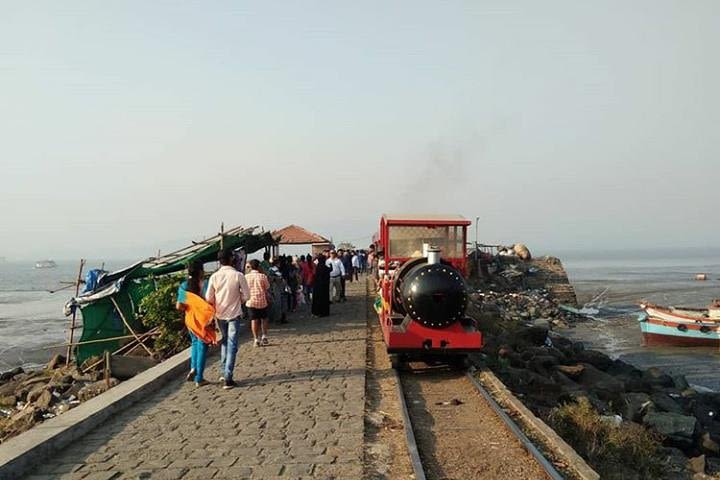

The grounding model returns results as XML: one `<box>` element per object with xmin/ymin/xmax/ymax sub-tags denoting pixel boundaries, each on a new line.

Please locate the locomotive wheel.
<box><xmin>449</xmin><ymin>355</ymin><xmax>469</xmax><ymax>370</ymax></box>
<box><xmin>390</xmin><ymin>354</ymin><xmax>408</xmax><ymax>370</ymax></box>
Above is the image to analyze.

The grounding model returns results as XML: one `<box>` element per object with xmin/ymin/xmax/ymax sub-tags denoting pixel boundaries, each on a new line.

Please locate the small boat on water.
<box><xmin>34</xmin><ymin>260</ymin><xmax>57</xmax><ymax>269</ymax></box>
<box><xmin>639</xmin><ymin>301</ymin><xmax>720</xmax><ymax>347</ymax></box>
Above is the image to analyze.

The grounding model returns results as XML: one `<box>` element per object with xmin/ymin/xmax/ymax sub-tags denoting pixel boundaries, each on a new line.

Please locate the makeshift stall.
<box><xmin>64</xmin><ymin>225</ymin><xmax>274</xmax><ymax>364</ymax></box>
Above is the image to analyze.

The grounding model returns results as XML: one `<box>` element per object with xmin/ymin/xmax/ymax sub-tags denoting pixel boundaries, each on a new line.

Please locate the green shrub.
<box><xmin>139</xmin><ymin>275</ymin><xmax>188</xmax><ymax>357</ymax></box>
<box><xmin>550</xmin><ymin>398</ymin><xmax>664</xmax><ymax>479</ymax></box>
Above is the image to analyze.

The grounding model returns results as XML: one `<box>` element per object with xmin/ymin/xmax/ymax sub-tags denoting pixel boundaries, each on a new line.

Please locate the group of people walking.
<box><xmin>175</xmin><ymin>247</ymin><xmax>370</xmax><ymax>389</ymax></box>
<box><xmin>176</xmin><ymin>250</ymin><xmax>269</xmax><ymax>390</ymax></box>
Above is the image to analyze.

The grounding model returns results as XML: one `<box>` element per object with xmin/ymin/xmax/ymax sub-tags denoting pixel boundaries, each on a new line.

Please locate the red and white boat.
<box><xmin>639</xmin><ymin>301</ymin><xmax>720</xmax><ymax>347</ymax></box>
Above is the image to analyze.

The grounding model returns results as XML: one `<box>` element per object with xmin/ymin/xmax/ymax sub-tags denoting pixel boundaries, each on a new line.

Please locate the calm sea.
<box><xmin>560</xmin><ymin>249</ymin><xmax>720</xmax><ymax>391</ymax></box>
<box><xmin>0</xmin><ymin>260</ymin><xmax>126</xmax><ymax>371</ymax></box>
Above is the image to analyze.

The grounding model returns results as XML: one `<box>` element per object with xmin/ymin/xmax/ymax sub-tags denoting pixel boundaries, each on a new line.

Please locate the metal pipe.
<box><xmin>427</xmin><ymin>247</ymin><xmax>441</xmax><ymax>265</ymax></box>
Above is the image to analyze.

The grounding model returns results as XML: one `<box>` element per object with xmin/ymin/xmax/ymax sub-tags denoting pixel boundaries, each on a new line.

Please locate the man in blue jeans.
<box><xmin>206</xmin><ymin>249</ymin><xmax>250</xmax><ymax>389</ymax></box>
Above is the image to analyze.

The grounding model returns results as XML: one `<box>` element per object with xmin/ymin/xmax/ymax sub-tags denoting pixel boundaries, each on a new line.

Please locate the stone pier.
<box><xmin>23</xmin><ymin>282</ymin><xmax>367</xmax><ymax>480</ymax></box>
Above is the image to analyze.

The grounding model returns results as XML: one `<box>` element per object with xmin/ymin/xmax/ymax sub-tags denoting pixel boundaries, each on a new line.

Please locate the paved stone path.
<box><xmin>24</xmin><ymin>281</ymin><xmax>367</xmax><ymax>480</ymax></box>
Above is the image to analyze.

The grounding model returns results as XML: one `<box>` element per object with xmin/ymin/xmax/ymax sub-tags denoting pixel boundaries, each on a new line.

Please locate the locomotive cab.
<box><xmin>375</xmin><ymin>214</ymin><xmax>482</xmax><ymax>366</ymax></box>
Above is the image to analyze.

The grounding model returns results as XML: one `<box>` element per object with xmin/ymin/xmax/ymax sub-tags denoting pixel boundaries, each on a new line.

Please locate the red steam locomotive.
<box><xmin>373</xmin><ymin>214</ymin><xmax>483</xmax><ymax>367</ymax></box>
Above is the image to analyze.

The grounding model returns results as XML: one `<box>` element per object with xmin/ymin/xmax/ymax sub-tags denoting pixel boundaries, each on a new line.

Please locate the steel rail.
<box><xmin>465</xmin><ymin>370</ymin><xmax>565</xmax><ymax>480</ymax></box>
<box><xmin>394</xmin><ymin>369</ymin><xmax>427</xmax><ymax>480</ymax></box>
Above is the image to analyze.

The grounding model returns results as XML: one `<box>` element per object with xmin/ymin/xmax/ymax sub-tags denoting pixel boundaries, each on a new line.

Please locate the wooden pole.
<box><xmin>220</xmin><ymin>222</ymin><xmax>225</xmax><ymax>251</ymax></box>
<box><xmin>66</xmin><ymin>259</ymin><xmax>86</xmax><ymax>366</ymax></box>
<box><xmin>110</xmin><ymin>297</ymin><xmax>155</xmax><ymax>358</ymax></box>
<box><xmin>104</xmin><ymin>351</ymin><xmax>111</xmax><ymax>388</ymax></box>
<box><xmin>48</xmin><ymin>283</ymin><xmax>76</xmax><ymax>294</ymax></box>
<box><xmin>475</xmin><ymin>216</ymin><xmax>480</xmax><ymax>279</ymax></box>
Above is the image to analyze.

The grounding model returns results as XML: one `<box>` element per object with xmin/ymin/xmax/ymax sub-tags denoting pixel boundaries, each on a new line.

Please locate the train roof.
<box><xmin>382</xmin><ymin>213</ymin><xmax>472</xmax><ymax>226</ymax></box>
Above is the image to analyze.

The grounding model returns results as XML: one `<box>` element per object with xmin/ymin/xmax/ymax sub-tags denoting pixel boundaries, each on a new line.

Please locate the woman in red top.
<box><xmin>300</xmin><ymin>255</ymin><xmax>315</xmax><ymax>304</ymax></box>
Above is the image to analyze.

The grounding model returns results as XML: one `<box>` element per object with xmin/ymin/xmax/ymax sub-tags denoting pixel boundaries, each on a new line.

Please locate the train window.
<box><xmin>388</xmin><ymin>225</ymin><xmax>465</xmax><ymax>259</ymax></box>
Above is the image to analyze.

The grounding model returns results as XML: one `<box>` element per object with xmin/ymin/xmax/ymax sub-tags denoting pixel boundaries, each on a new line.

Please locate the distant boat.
<box><xmin>34</xmin><ymin>260</ymin><xmax>57</xmax><ymax>269</ymax></box>
<box><xmin>639</xmin><ymin>302</ymin><xmax>720</xmax><ymax>347</ymax></box>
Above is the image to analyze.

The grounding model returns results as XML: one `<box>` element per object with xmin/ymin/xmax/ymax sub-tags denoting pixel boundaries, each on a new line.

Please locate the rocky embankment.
<box><xmin>469</xmin><ymin>253</ymin><xmax>720</xmax><ymax>479</ymax></box>
<box><xmin>0</xmin><ymin>355</ymin><xmax>119</xmax><ymax>443</ymax></box>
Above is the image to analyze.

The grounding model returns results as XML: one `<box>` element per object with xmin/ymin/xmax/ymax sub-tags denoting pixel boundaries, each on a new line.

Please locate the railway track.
<box><xmin>394</xmin><ymin>363</ymin><xmax>565</xmax><ymax>480</ymax></box>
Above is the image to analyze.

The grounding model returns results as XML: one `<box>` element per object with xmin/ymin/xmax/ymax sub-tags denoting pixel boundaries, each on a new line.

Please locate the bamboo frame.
<box><xmin>110</xmin><ymin>297</ymin><xmax>155</xmax><ymax>358</ymax></box>
<box><xmin>114</xmin><ymin>328</ymin><xmax>160</xmax><ymax>357</ymax></box>
<box><xmin>141</xmin><ymin>224</ymin><xmax>255</xmax><ymax>267</ymax></box>
<box><xmin>79</xmin><ymin>328</ymin><xmax>160</xmax><ymax>373</ymax></box>
<box><xmin>48</xmin><ymin>283</ymin><xmax>77</xmax><ymax>294</ymax></box>
<box><xmin>66</xmin><ymin>259</ymin><xmax>85</xmax><ymax>366</ymax></box>
<box><xmin>44</xmin><ymin>330</ymin><xmax>160</xmax><ymax>349</ymax></box>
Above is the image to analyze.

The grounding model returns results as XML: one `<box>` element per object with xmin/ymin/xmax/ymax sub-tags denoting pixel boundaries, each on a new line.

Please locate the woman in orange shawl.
<box><xmin>176</xmin><ymin>261</ymin><xmax>216</xmax><ymax>387</ymax></box>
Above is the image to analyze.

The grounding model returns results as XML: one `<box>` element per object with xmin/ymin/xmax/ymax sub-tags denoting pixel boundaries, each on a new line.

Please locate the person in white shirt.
<box><xmin>326</xmin><ymin>250</ymin><xmax>345</xmax><ymax>303</ymax></box>
<box><xmin>351</xmin><ymin>252</ymin><xmax>360</xmax><ymax>281</ymax></box>
<box><xmin>206</xmin><ymin>249</ymin><xmax>250</xmax><ymax>390</ymax></box>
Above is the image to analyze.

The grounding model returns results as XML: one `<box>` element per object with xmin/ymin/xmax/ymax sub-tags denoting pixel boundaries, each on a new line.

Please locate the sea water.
<box><xmin>560</xmin><ymin>249</ymin><xmax>720</xmax><ymax>391</ymax></box>
<box><xmin>0</xmin><ymin>260</ymin><xmax>126</xmax><ymax>370</ymax></box>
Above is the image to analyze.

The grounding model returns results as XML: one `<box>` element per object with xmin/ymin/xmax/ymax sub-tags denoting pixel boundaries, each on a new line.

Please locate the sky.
<box><xmin>1</xmin><ymin>1</ymin><xmax>719</xmax><ymax>261</ymax></box>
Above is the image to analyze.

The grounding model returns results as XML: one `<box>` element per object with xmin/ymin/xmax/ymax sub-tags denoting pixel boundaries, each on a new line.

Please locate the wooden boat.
<box><xmin>639</xmin><ymin>301</ymin><xmax>720</xmax><ymax>347</ymax></box>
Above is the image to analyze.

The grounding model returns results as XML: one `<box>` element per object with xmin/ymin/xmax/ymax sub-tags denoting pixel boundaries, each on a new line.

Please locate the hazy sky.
<box><xmin>2</xmin><ymin>1</ymin><xmax>719</xmax><ymax>260</ymax></box>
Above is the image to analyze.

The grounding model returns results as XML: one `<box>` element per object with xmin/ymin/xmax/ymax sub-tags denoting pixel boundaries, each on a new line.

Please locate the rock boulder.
<box><xmin>689</xmin><ymin>455</ymin><xmax>706</xmax><ymax>474</ymax></box>
<box><xmin>644</xmin><ymin>412</ymin><xmax>698</xmax><ymax>438</ymax></box>
<box><xmin>35</xmin><ymin>389</ymin><xmax>53</xmax><ymax>411</ymax></box>
<box><xmin>77</xmin><ymin>378</ymin><xmax>119</xmax><ymax>402</ymax></box>
<box><xmin>575</xmin><ymin>350</ymin><xmax>614</xmax><ymax>371</ymax></box>
<box><xmin>578</xmin><ymin>363</ymin><xmax>625</xmax><ymax>400</ymax></box>
<box><xmin>673</xmin><ymin>375</ymin><xmax>690</xmax><ymax>391</ymax></box>
<box><xmin>514</xmin><ymin>326</ymin><xmax>549</xmax><ymax>347</ymax></box>
<box><xmin>513</xmin><ymin>244</ymin><xmax>532</xmax><ymax>260</ymax></box>
<box><xmin>555</xmin><ymin>364</ymin><xmax>584</xmax><ymax>379</ymax></box>
<box><xmin>620</xmin><ymin>392</ymin><xmax>652</xmax><ymax>422</ymax></box>
<box><xmin>46</xmin><ymin>354</ymin><xmax>66</xmax><ymax>370</ymax></box>
<box><xmin>651</xmin><ymin>392</ymin><xmax>685</xmax><ymax>415</ymax></box>
<box><xmin>643</xmin><ymin>367</ymin><xmax>675</xmax><ymax>389</ymax></box>
<box><xmin>700</xmin><ymin>432</ymin><xmax>720</xmax><ymax>455</ymax></box>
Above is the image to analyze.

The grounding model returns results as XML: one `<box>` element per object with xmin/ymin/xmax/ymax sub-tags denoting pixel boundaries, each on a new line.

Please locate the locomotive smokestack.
<box><xmin>427</xmin><ymin>247</ymin><xmax>441</xmax><ymax>265</ymax></box>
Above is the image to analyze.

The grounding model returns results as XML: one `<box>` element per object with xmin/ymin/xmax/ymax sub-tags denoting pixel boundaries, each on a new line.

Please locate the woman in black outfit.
<box><xmin>311</xmin><ymin>254</ymin><xmax>331</xmax><ymax>317</ymax></box>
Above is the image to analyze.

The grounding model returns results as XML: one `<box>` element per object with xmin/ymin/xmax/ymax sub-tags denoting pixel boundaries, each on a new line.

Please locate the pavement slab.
<box><xmin>21</xmin><ymin>281</ymin><xmax>367</xmax><ymax>480</ymax></box>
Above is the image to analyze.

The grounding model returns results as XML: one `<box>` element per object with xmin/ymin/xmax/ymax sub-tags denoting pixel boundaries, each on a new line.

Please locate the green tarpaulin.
<box><xmin>66</xmin><ymin>226</ymin><xmax>275</xmax><ymax>364</ymax></box>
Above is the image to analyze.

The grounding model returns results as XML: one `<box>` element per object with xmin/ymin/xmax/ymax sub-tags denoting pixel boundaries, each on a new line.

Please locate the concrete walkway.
<box><xmin>23</xmin><ymin>282</ymin><xmax>367</xmax><ymax>480</ymax></box>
